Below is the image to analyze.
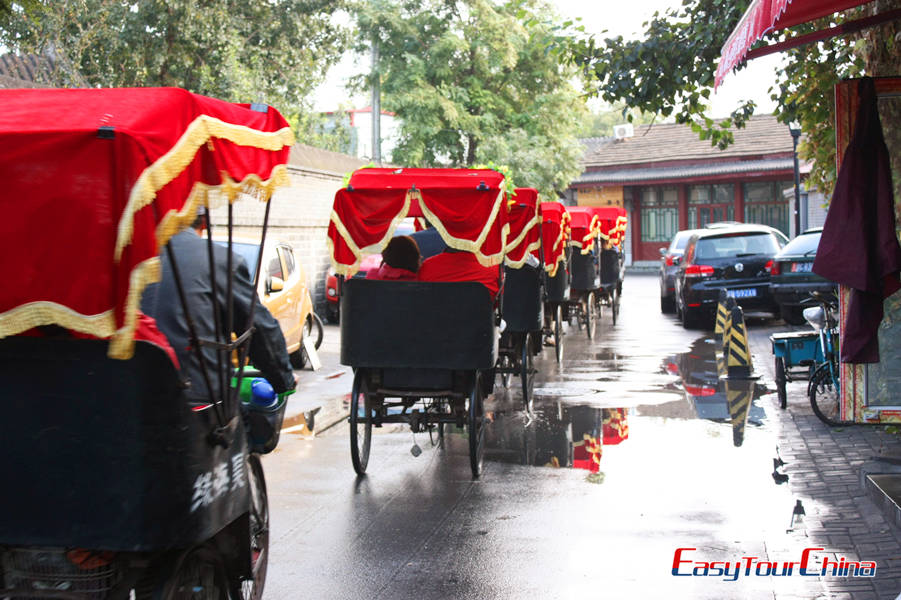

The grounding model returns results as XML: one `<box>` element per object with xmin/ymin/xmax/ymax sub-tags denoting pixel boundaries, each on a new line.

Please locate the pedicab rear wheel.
<box><xmin>350</xmin><ymin>371</ymin><xmax>372</xmax><ymax>475</ymax></box>
<box><xmin>240</xmin><ymin>454</ymin><xmax>269</xmax><ymax>600</ymax></box>
<box><xmin>521</xmin><ymin>333</ymin><xmax>535</xmax><ymax>413</ymax></box>
<box><xmin>611</xmin><ymin>289</ymin><xmax>619</xmax><ymax>326</ymax></box>
<box><xmin>774</xmin><ymin>357</ymin><xmax>787</xmax><ymax>410</ymax></box>
<box><xmin>468</xmin><ymin>373</ymin><xmax>485</xmax><ymax>478</ymax></box>
<box><xmin>554</xmin><ymin>305</ymin><xmax>564</xmax><ymax>364</ymax></box>
<box><xmin>585</xmin><ymin>292</ymin><xmax>597</xmax><ymax>340</ymax></box>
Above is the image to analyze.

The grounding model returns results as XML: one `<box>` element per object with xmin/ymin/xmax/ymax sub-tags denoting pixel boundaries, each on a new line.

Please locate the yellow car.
<box><xmin>217</xmin><ymin>237</ymin><xmax>318</xmax><ymax>368</ymax></box>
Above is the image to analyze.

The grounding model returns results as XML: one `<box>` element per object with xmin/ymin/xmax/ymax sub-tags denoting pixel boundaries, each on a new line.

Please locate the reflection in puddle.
<box><xmin>485</xmin><ymin>403</ymin><xmax>629</xmax><ymax>476</ymax></box>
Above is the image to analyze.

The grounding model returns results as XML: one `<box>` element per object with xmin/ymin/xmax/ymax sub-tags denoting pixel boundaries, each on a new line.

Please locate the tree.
<box><xmin>0</xmin><ymin>0</ymin><xmax>350</xmax><ymax>115</ymax></box>
<box><xmin>565</xmin><ymin>0</ymin><xmax>900</xmax><ymax>198</ymax></box>
<box><xmin>353</xmin><ymin>0</ymin><xmax>586</xmax><ymax>199</ymax></box>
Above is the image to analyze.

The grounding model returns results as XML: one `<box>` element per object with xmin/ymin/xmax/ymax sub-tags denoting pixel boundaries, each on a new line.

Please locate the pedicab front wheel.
<box><xmin>468</xmin><ymin>373</ymin><xmax>485</xmax><ymax>478</ymax></box>
<box><xmin>350</xmin><ymin>371</ymin><xmax>372</xmax><ymax>475</ymax></box>
<box><xmin>554</xmin><ymin>304</ymin><xmax>564</xmax><ymax>364</ymax></box>
<box><xmin>240</xmin><ymin>454</ymin><xmax>269</xmax><ymax>600</ymax></box>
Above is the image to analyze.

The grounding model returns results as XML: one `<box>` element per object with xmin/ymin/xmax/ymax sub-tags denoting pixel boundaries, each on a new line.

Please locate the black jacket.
<box><xmin>141</xmin><ymin>230</ymin><xmax>295</xmax><ymax>400</ymax></box>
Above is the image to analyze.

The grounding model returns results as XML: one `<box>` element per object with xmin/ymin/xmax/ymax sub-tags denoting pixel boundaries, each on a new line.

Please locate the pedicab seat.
<box><xmin>0</xmin><ymin>336</ymin><xmax>249</xmax><ymax>551</ymax></box>
<box><xmin>570</xmin><ymin>251</ymin><xmax>600</xmax><ymax>291</ymax></box>
<box><xmin>502</xmin><ymin>265</ymin><xmax>543</xmax><ymax>333</ymax></box>
<box><xmin>600</xmin><ymin>249</ymin><xmax>622</xmax><ymax>286</ymax></box>
<box><xmin>340</xmin><ymin>279</ymin><xmax>497</xmax><ymax>372</ymax></box>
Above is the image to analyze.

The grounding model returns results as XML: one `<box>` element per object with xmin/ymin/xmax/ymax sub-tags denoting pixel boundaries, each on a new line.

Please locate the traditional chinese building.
<box><xmin>569</xmin><ymin>115</ymin><xmax>815</xmax><ymax>266</ymax></box>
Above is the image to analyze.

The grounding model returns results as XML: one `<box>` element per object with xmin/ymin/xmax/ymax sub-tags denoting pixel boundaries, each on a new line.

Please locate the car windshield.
<box><xmin>694</xmin><ymin>233</ymin><xmax>780</xmax><ymax>260</ymax></box>
<box><xmin>220</xmin><ymin>241</ymin><xmax>261</xmax><ymax>278</ymax></box>
<box><xmin>669</xmin><ymin>231</ymin><xmax>694</xmax><ymax>252</ymax></box>
<box><xmin>779</xmin><ymin>231</ymin><xmax>821</xmax><ymax>256</ymax></box>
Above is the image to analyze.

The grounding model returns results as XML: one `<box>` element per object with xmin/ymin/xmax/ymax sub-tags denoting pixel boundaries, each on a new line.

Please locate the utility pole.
<box><xmin>371</xmin><ymin>38</ymin><xmax>381</xmax><ymax>165</ymax></box>
<box><xmin>790</xmin><ymin>126</ymin><xmax>801</xmax><ymax>237</ymax></box>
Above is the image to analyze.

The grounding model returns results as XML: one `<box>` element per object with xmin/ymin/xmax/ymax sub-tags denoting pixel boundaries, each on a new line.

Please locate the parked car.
<box><xmin>769</xmin><ymin>228</ymin><xmax>836</xmax><ymax>324</ymax></box>
<box><xmin>217</xmin><ymin>237</ymin><xmax>316</xmax><ymax>368</ymax></box>
<box><xmin>674</xmin><ymin>225</ymin><xmax>785</xmax><ymax>328</ymax></box>
<box><xmin>659</xmin><ymin>229</ymin><xmax>703</xmax><ymax>313</ymax></box>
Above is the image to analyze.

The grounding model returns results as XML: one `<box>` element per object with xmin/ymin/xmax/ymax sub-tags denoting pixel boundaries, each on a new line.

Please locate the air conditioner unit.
<box><xmin>613</xmin><ymin>124</ymin><xmax>634</xmax><ymax>140</ymax></box>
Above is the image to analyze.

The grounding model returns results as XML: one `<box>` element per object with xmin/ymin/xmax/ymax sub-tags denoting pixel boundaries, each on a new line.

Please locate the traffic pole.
<box><xmin>725</xmin><ymin>306</ymin><xmax>753</xmax><ymax>380</ymax></box>
<box><xmin>725</xmin><ymin>378</ymin><xmax>754</xmax><ymax>447</ymax></box>
<box><xmin>714</xmin><ymin>290</ymin><xmax>736</xmax><ymax>340</ymax></box>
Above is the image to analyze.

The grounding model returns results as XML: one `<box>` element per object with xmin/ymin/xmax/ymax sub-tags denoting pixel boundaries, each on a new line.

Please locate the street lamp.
<box><xmin>789</xmin><ymin>124</ymin><xmax>801</xmax><ymax>237</ymax></box>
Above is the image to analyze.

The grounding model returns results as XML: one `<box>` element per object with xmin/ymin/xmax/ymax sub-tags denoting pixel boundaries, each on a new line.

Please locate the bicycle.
<box><xmin>805</xmin><ymin>291</ymin><xmax>844</xmax><ymax>426</ymax></box>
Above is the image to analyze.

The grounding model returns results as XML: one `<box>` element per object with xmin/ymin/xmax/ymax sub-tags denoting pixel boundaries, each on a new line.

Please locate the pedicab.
<box><xmin>539</xmin><ymin>202</ymin><xmax>572</xmax><ymax>364</ymax></box>
<box><xmin>593</xmin><ymin>206</ymin><xmax>628</xmax><ymax>326</ymax></box>
<box><xmin>0</xmin><ymin>87</ymin><xmax>295</xmax><ymax>599</ymax></box>
<box><xmin>496</xmin><ymin>188</ymin><xmax>543</xmax><ymax>410</ymax></box>
<box><xmin>564</xmin><ymin>206</ymin><xmax>603</xmax><ymax>339</ymax></box>
<box><xmin>329</xmin><ymin>167</ymin><xmax>509</xmax><ymax>478</ymax></box>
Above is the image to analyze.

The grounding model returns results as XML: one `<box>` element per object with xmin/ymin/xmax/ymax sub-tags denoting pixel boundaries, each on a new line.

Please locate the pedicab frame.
<box><xmin>496</xmin><ymin>188</ymin><xmax>544</xmax><ymax>411</ymax></box>
<box><xmin>328</xmin><ymin>167</ymin><xmax>510</xmax><ymax>478</ymax></box>
<box><xmin>540</xmin><ymin>202</ymin><xmax>572</xmax><ymax>364</ymax></box>
<box><xmin>0</xmin><ymin>87</ymin><xmax>295</xmax><ymax>599</ymax></box>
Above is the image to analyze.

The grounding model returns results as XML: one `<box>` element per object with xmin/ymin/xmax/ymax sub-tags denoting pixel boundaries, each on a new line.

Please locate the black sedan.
<box><xmin>769</xmin><ymin>228</ymin><xmax>836</xmax><ymax>324</ymax></box>
<box><xmin>674</xmin><ymin>225</ymin><xmax>784</xmax><ymax>329</ymax></box>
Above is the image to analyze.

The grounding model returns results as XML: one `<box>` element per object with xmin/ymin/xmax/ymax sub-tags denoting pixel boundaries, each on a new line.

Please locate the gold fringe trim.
<box><xmin>328</xmin><ymin>193</ymin><xmax>412</xmax><ymax>277</ymax></box>
<box><xmin>115</xmin><ymin>116</ymin><xmax>294</xmax><ymax>261</ymax></box>
<box><xmin>505</xmin><ymin>213</ymin><xmax>540</xmax><ymax>256</ymax></box>
<box><xmin>417</xmin><ymin>188</ymin><xmax>510</xmax><ymax>267</ymax></box>
<box><xmin>107</xmin><ymin>256</ymin><xmax>161</xmax><ymax>359</ymax></box>
<box><xmin>0</xmin><ymin>302</ymin><xmax>116</xmax><ymax>339</ymax></box>
<box><xmin>154</xmin><ymin>166</ymin><xmax>290</xmax><ymax>253</ymax></box>
<box><xmin>504</xmin><ymin>239</ymin><xmax>541</xmax><ymax>269</ymax></box>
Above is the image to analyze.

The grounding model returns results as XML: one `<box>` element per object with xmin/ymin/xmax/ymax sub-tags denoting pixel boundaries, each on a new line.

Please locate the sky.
<box><xmin>313</xmin><ymin>0</ymin><xmax>782</xmax><ymax>118</ymax></box>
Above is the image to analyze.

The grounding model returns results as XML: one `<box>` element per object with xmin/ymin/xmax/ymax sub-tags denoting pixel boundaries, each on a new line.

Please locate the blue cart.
<box><xmin>770</xmin><ymin>330</ymin><xmax>823</xmax><ymax>409</ymax></box>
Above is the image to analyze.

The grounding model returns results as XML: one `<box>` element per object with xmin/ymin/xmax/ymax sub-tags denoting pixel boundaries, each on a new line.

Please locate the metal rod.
<box><xmin>234</xmin><ymin>198</ymin><xmax>272</xmax><ymax>394</ymax></box>
<box><xmin>165</xmin><ymin>242</ymin><xmax>226</xmax><ymax>426</ymax></box>
<box><xmin>203</xmin><ymin>209</ymin><xmax>228</xmax><ymax>416</ymax></box>
<box><xmin>226</xmin><ymin>201</ymin><xmax>235</xmax><ymax>403</ymax></box>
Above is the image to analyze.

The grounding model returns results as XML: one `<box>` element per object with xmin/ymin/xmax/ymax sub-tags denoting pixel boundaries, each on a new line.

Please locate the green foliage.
<box><xmin>564</xmin><ymin>0</ymin><xmax>901</xmax><ymax>199</ymax></box>
<box><xmin>295</xmin><ymin>109</ymin><xmax>356</xmax><ymax>155</ymax></box>
<box><xmin>0</xmin><ymin>0</ymin><xmax>349</xmax><ymax>116</ymax></box>
<box><xmin>352</xmin><ymin>0</ymin><xmax>586</xmax><ymax>199</ymax></box>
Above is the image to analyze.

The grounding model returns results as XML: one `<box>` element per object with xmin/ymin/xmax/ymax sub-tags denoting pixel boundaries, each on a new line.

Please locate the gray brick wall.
<box><xmin>209</xmin><ymin>165</ymin><xmax>341</xmax><ymax>315</ymax></box>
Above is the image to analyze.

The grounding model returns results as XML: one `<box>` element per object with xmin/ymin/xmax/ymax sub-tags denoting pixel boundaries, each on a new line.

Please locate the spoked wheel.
<box><xmin>468</xmin><ymin>373</ymin><xmax>485</xmax><ymax>478</ymax></box>
<box><xmin>809</xmin><ymin>364</ymin><xmax>843</xmax><ymax>426</ymax></box>
<box><xmin>240</xmin><ymin>454</ymin><xmax>269</xmax><ymax>600</ymax></box>
<box><xmin>775</xmin><ymin>357</ymin><xmax>787</xmax><ymax>410</ymax></box>
<box><xmin>611</xmin><ymin>289</ymin><xmax>619</xmax><ymax>326</ymax></box>
<box><xmin>349</xmin><ymin>371</ymin><xmax>372</xmax><ymax>475</ymax></box>
<box><xmin>554</xmin><ymin>304</ymin><xmax>564</xmax><ymax>364</ymax></box>
<box><xmin>585</xmin><ymin>292</ymin><xmax>597</xmax><ymax>340</ymax></box>
<box><xmin>520</xmin><ymin>333</ymin><xmax>535</xmax><ymax>412</ymax></box>
<box><xmin>162</xmin><ymin>547</ymin><xmax>229</xmax><ymax>600</ymax></box>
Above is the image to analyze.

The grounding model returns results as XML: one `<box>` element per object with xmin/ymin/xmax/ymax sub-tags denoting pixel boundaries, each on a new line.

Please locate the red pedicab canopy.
<box><xmin>591</xmin><ymin>206</ymin><xmax>628</xmax><ymax>248</ymax></box>
<box><xmin>328</xmin><ymin>167</ymin><xmax>509</xmax><ymax>277</ymax></box>
<box><xmin>504</xmin><ymin>188</ymin><xmax>541</xmax><ymax>269</ymax></box>
<box><xmin>539</xmin><ymin>202</ymin><xmax>570</xmax><ymax>277</ymax></box>
<box><xmin>0</xmin><ymin>87</ymin><xmax>294</xmax><ymax>359</ymax></box>
<box><xmin>566</xmin><ymin>206</ymin><xmax>601</xmax><ymax>254</ymax></box>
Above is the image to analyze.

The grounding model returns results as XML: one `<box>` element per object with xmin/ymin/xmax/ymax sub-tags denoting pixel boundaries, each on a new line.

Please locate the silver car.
<box><xmin>659</xmin><ymin>229</ymin><xmax>702</xmax><ymax>313</ymax></box>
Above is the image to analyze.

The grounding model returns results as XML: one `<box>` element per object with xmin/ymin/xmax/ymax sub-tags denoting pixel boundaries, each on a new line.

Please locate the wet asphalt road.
<box><xmin>261</xmin><ymin>273</ymin><xmax>823</xmax><ymax>599</ymax></box>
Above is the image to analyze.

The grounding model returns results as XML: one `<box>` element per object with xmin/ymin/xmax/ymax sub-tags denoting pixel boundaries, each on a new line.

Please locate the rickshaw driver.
<box><xmin>141</xmin><ymin>210</ymin><xmax>296</xmax><ymax>402</ymax></box>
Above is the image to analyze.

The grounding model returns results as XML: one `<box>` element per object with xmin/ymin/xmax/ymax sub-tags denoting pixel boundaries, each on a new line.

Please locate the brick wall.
<box><xmin>210</xmin><ymin>165</ymin><xmax>341</xmax><ymax>315</ymax></box>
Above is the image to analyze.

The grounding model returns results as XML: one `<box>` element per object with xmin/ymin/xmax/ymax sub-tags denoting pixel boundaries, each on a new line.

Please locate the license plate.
<box><xmin>792</xmin><ymin>262</ymin><xmax>813</xmax><ymax>273</ymax></box>
<box><xmin>727</xmin><ymin>288</ymin><xmax>757</xmax><ymax>298</ymax></box>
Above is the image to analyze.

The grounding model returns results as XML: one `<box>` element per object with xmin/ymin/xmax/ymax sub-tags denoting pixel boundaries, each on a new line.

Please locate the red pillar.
<box><xmin>631</xmin><ymin>187</ymin><xmax>641</xmax><ymax>261</ymax></box>
<box><xmin>734</xmin><ymin>182</ymin><xmax>744</xmax><ymax>223</ymax></box>
<box><xmin>678</xmin><ymin>184</ymin><xmax>688</xmax><ymax>230</ymax></box>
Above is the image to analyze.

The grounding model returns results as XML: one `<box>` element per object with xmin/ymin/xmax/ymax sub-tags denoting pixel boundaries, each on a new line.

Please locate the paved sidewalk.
<box><xmin>749</xmin><ymin>322</ymin><xmax>901</xmax><ymax>599</ymax></box>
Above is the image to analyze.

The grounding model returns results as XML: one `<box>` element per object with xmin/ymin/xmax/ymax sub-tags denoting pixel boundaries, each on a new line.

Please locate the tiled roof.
<box><xmin>582</xmin><ymin>115</ymin><xmax>794</xmax><ymax>168</ymax></box>
<box><xmin>0</xmin><ymin>53</ymin><xmax>53</xmax><ymax>88</ymax></box>
<box><xmin>288</xmin><ymin>143</ymin><xmax>371</xmax><ymax>175</ymax></box>
<box><xmin>573</xmin><ymin>158</ymin><xmax>796</xmax><ymax>185</ymax></box>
